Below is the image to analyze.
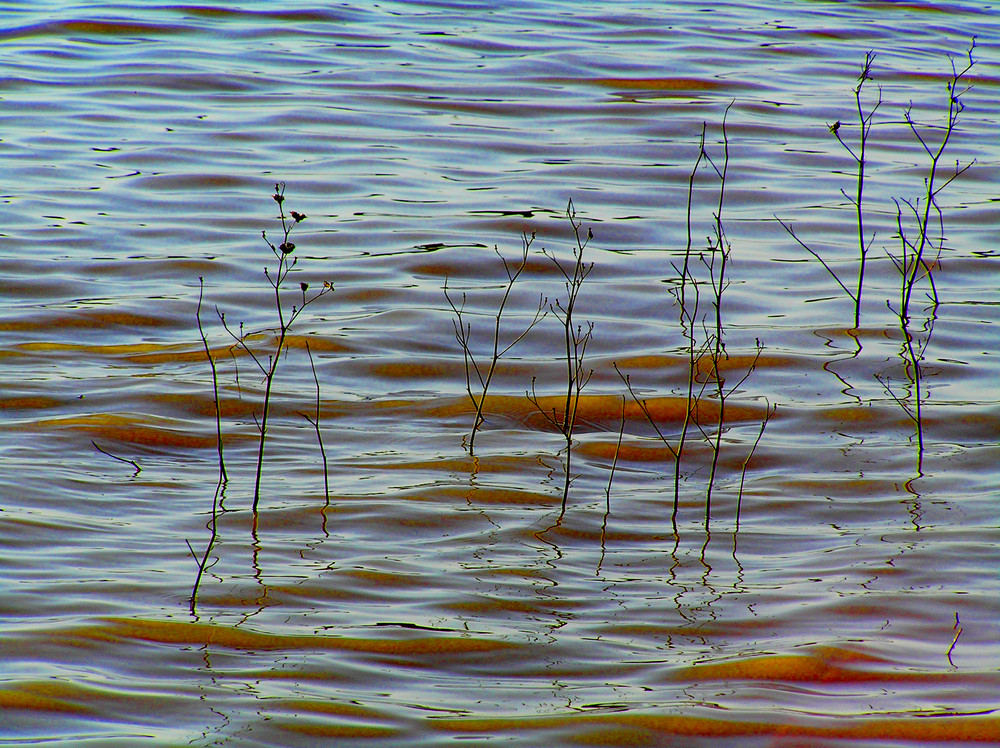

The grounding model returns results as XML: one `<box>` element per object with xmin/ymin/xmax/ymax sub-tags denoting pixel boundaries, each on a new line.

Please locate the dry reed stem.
<box><xmin>91</xmin><ymin>440</ymin><xmax>141</xmax><ymax>476</ymax></box>
<box><xmin>674</xmin><ymin>122</ymin><xmax>709</xmax><ymax>526</ymax></box>
<box><xmin>881</xmin><ymin>39</ymin><xmax>975</xmax><ymax>474</ymax></box>
<box><xmin>197</xmin><ymin>276</ymin><xmax>227</xmax><ymax>484</ymax></box>
<box><xmin>775</xmin><ymin>51</ymin><xmax>882</xmax><ymax>331</ymax></box>
<box><xmin>736</xmin><ymin>400</ymin><xmax>775</xmax><ymax>532</ymax></box>
<box><xmin>299</xmin><ymin>340</ymin><xmax>330</xmax><ymax>518</ymax></box>
<box><xmin>527</xmin><ymin>199</ymin><xmax>595</xmax><ymax>512</ymax></box>
<box><xmin>187</xmin><ymin>477</ymin><xmax>224</xmax><ymax>616</ymax></box>
<box><xmin>700</xmin><ymin>102</ymin><xmax>735</xmax><ymax>524</ymax></box>
<box><xmin>444</xmin><ymin>232</ymin><xmax>546</xmax><ymax>451</ymax></box>
<box><xmin>217</xmin><ymin>183</ymin><xmax>332</xmax><ymax>513</ymax></box>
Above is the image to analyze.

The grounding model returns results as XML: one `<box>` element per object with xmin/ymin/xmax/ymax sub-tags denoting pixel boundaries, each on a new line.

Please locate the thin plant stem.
<box><xmin>736</xmin><ymin>401</ymin><xmax>775</xmax><ymax>533</ymax></box>
<box><xmin>91</xmin><ymin>440</ymin><xmax>141</xmax><ymax>476</ymax></box>
<box><xmin>188</xmin><ymin>475</ymin><xmax>224</xmax><ymax>617</ymax></box>
<box><xmin>197</xmin><ymin>277</ymin><xmax>227</xmax><ymax>484</ymax></box>
<box><xmin>775</xmin><ymin>50</ymin><xmax>886</xmax><ymax>330</ymax></box>
<box><xmin>217</xmin><ymin>183</ymin><xmax>333</xmax><ymax>513</ymax></box>
<box><xmin>899</xmin><ymin>40</ymin><xmax>976</xmax><ymax>317</ymax></box>
<box><xmin>614</xmin><ymin>367</ymin><xmax>680</xmax><ymax>462</ymax></box>
<box><xmin>444</xmin><ymin>233</ymin><xmax>546</xmax><ymax>451</ymax></box>
<box><xmin>702</xmin><ymin>103</ymin><xmax>733</xmax><ymax>522</ymax></box>
<box><xmin>673</xmin><ymin>122</ymin><xmax>708</xmax><ymax>524</ymax></box>
<box><xmin>882</xmin><ymin>39</ymin><xmax>975</xmax><ymax>477</ymax></box>
<box><xmin>300</xmin><ymin>340</ymin><xmax>330</xmax><ymax>507</ymax></box>
<box><xmin>605</xmin><ymin>394</ymin><xmax>626</xmax><ymax>512</ymax></box>
<box><xmin>527</xmin><ymin>199</ymin><xmax>595</xmax><ymax>512</ymax></box>
<box><xmin>947</xmin><ymin>613</ymin><xmax>963</xmax><ymax>667</ymax></box>
<box><xmin>599</xmin><ymin>395</ymin><xmax>626</xmax><ymax>575</ymax></box>
<box><xmin>831</xmin><ymin>51</ymin><xmax>881</xmax><ymax>329</ymax></box>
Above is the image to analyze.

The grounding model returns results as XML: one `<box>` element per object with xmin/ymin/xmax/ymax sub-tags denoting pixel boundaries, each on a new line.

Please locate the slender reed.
<box><xmin>604</xmin><ymin>394</ymin><xmax>627</xmax><ymax>510</ymax></box>
<box><xmin>187</xmin><ymin>477</ymin><xmax>224</xmax><ymax>616</ymax></box>
<box><xmin>598</xmin><ymin>395</ymin><xmax>626</xmax><ymax>574</ymax></box>
<box><xmin>673</xmin><ymin>122</ymin><xmax>709</xmax><ymax>524</ymax></box>
<box><xmin>527</xmin><ymin>199</ymin><xmax>595</xmax><ymax>510</ymax></box>
<box><xmin>947</xmin><ymin>613</ymin><xmax>963</xmax><ymax>667</ymax></box>
<box><xmin>776</xmin><ymin>51</ymin><xmax>882</xmax><ymax>330</ymax></box>
<box><xmin>701</xmin><ymin>104</ymin><xmax>734</xmax><ymax>519</ymax></box>
<box><xmin>881</xmin><ymin>39</ymin><xmax>976</xmax><ymax>472</ymax></box>
<box><xmin>299</xmin><ymin>340</ymin><xmax>330</xmax><ymax>508</ymax></box>
<box><xmin>735</xmin><ymin>401</ymin><xmax>775</xmax><ymax>533</ymax></box>
<box><xmin>897</xmin><ymin>39</ymin><xmax>976</xmax><ymax>318</ymax></box>
<box><xmin>91</xmin><ymin>440</ymin><xmax>141</xmax><ymax>476</ymax></box>
<box><xmin>197</xmin><ymin>277</ymin><xmax>227</xmax><ymax>484</ymax></box>
<box><xmin>218</xmin><ymin>183</ymin><xmax>333</xmax><ymax>512</ymax></box>
<box><xmin>445</xmin><ymin>233</ymin><xmax>546</xmax><ymax>451</ymax></box>
<box><xmin>617</xmin><ymin>110</ymin><xmax>768</xmax><ymax>532</ymax></box>
<box><xmin>836</xmin><ymin>51</ymin><xmax>881</xmax><ymax>329</ymax></box>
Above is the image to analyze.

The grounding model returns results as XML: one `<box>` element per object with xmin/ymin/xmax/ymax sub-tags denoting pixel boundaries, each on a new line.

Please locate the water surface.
<box><xmin>1</xmin><ymin>1</ymin><xmax>999</xmax><ymax>745</ymax></box>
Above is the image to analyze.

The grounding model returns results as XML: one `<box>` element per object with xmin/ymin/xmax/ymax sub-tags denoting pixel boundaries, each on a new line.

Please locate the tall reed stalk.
<box><xmin>300</xmin><ymin>340</ymin><xmax>330</xmax><ymax>512</ymax></box>
<box><xmin>528</xmin><ymin>199</ymin><xmax>595</xmax><ymax>511</ymax></box>
<box><xmin>880</xmin><ymin>40</ymin><xmax>976</xmax><ymax>472</ymax></box>
<box><xmin>777</xmin><ymin>51</ymin><xmax>882</xmax><ymax>331</ymax></box>
<box><xmin>197</xmin><ymin>277</ymin><xmax>227</xmax><ymax>485</ymax></box>
<box><xmin>618</xmin><ymin>108</ymin><xmax>770</xmax><ymax>532</ymax></box>
<box><xmin>218</xmin><ymin>183</ymin><xmax>332</xmax><ymax>513</ymax></box>
<box><xmin>674</xmin><ymin>122</ymin><xmax>709</xmax><ymax>524</ymax></box>
<box><xmin>702</xmin><ymin>105</ymin><xmax>733</xmax><ymax>519</ymax></box>
<box><xmin>445</xmin><ymin>233</ymin><xmax>546</xmax><ymax>451</ymax></box>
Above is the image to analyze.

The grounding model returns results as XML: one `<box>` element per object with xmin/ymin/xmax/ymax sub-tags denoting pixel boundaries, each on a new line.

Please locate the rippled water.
<box><xmin>2</xmin><ymin>1</ymin><xmax>999</xmax><ymax>745</ymax></box>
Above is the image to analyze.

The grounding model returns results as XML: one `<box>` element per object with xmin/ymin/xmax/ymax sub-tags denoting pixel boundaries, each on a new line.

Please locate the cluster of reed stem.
<box><xmin>217</xmin><ymin>183</ymin><xmax>333</xmax><ymax>512</ymax></box>
<box><xmin>619</xmin><ymin>105</ymin><xmax>774</xmax><ymax>533</ymax></box>
<box><xmin>780</xmin><ymin>41</ymin><xmax>976</xmax><ymax>470</ymax></box>
<box><xmin>188</xmin><ymin>184</ymin><xmax>332</xmax><ymax>611</ymax></box>
<box><xmin>448</xmin><ymin>146</ymin><xmax>773</xmax><ymax>532</ymax></box>
<box><xmin>185</xmin><ymin>45</ymin><xmax>976</xmax><ymax>606</ymax></box>
<box><xmin>444</xmin><ymin>232</ymin><xmax>546</xmax><ymax>452</ymax></box>
<box><xmin>528</xmin><ymin>199</ymin><xmax>595</xmax><ymax>511</ymax></box>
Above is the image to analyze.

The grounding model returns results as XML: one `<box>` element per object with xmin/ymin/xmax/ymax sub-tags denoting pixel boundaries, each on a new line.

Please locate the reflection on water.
<box><xmin>1</xmin><ymin>1</ymin><xmax>999</xmax><ymax>745</ymax></box>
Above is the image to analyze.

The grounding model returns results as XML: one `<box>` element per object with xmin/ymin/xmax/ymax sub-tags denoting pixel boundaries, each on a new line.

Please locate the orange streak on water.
<box><xmin>0</xmin><ymin>681</ymin><xmax>94</xmax><ymax>715</ymax></box>
<box><xmin>35</xmin><ymin>414</ymin><xmax>217</xmax><ymax>449</ymax></box>
<box><xmin>0</xmin><ymin>395</ymin><xmax>64</xmax><ymax>410</ymax></box>
<box><xmin>279</xmin><ymin>722</ymin><xmax>400</xmax><ymax>740</ymax></box>
<box><xmin>428</xmin><ymin>712</ymin><xmax>1000</xmax><ymax>743</ymax></box>
<box><xmin>67</xmin><ymin>617</ymin><xmax>518</xmax><ymax>657</ymax></box>
<box><xmin>0</xmin><ymin>310</ymin><xmax>174</xmax><ymax>332</ymax></box>
<box><xmin>674</xmin><ymin>650</ymin><xmax>954</xmax><ymax>684</ymax></box>
<box><xmin>414</xmin><ymin>393</ymin><xmax>768</xmax><ymax>431</ymax></box>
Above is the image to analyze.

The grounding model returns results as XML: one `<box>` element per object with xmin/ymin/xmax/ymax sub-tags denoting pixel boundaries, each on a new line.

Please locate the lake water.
<box><xmin>1</xmin><ymin>1</ymin><xmax>999</xmax><ymax>745</ymax></box>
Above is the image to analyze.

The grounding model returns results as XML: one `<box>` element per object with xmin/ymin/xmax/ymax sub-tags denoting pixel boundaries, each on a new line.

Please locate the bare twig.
<box><xmin>91</xmin><ymin>440</ymin><xmax>141</xmax><ymax>476</ymax></box>
<box><xmin>736</xmin><ymin>401</ymin><xmax>775</xmax><ymax>532</ymax></box>
<box><xmin>299</xmin><ymin>340</ymin><xmax>330</xmax><ymax>508</ymax></box>
<box><xmin>674</xmin><ymin>122</ymin><xmax>709</xmax><ymax>525</ymax></box>
<box><xmin>527</xmin><ymin>199</ymin><xmax>595</xmax><ymax>511</ymax></box>
<box><xmin>217</xmin><ymin>183</ymin><xmax>333</xmax><ymax>513</ymax></box>
<box><xmin>188</xmin><ymin>474</ymin><xmax>225</xmax><ymax>616</ymax></box>
<box><xmin>777</xmin><ymin>50</ymin><xmax>883</xmax><ymax>328</ymax></box>
<box><xmin>197</xmin><ymin>277</ymin><xmax>227</xmax><ymax>484</ymax></box>
<box><xmin>605</xmin><ymin>394</ymin><xmax>627</xmax><ymax>511</ymax></box>
<box><xmin>444</xmin><ymin>233</ymin><xmax>546</xmax><ymax>451</ymax></box>
<box><xmin>883</xmin><ymin>39</ymin><xmax>976</xmax><ymax>476</ymax></box>
<box><xmin>702</xmin><ymin>104</ymin><xmax>734</xmax><ymax>523</ymax></box>
<box><xmin>947</xmin><ymin>612</ymin><xmax>963</xmax><ymax>667</ymax></box>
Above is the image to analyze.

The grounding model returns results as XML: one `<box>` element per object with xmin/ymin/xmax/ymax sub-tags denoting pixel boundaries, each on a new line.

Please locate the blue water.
<box><xmin>1</xmin><ymin>2</ymin><xmax>999</xmax><ymax>745</ymax></box>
